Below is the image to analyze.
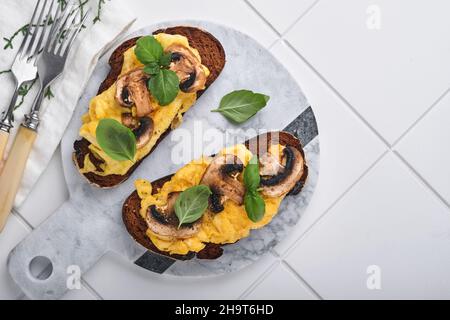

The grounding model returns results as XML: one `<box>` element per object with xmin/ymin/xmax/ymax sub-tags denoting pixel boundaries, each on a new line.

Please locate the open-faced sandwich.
<box><xmin>73</xmin><ymin>27</ymin><xmax>226</xmax><ymax>187</ymax></box>
<box><xmin>122</xmin><ymin>131</ymin><xmax>308</xmax><ymax>260</ymax></box>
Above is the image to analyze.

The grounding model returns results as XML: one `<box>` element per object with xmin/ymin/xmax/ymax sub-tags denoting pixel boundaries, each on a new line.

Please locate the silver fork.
<box><xmin>24</xmin><ymin>3</ymin><xmax>90</xmax><ymax>132</ymax></box>
<box><xmin>0</xmin><ymin>3</ymin><xmax>89</xmax><ymax>232</ymax></box>
<box><xmin>0</xmin><ymin>0</ymin><xmax>57</xmax><ymax>161</ymax></box>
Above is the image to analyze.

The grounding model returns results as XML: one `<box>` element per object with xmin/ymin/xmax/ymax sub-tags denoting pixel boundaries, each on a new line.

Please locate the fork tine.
<box><xmin>31</xmin><ymin>0</ymin><xmax>56</xmax><ymax>61</ymax></box>
<box><xmin>62</xmin><ymin>11</ymin><xmax>89</xmax><ymax>57</ymax></box>
<box><xmin>44</xmin><ymin>1</ymin><xmax>62</xmax><ymax>50</ymax></box>
<box><xmin>46</xmin><ymin>2</ymin><xmax>72</xmax><ymax>52</ymax></box>
<box><xmin>48</xmin><ymin>2</ymin><xmax>75</xmax><ymax>53</ymax></box>
<box><xmin>18</xmin><ymin>0</ymin><xmax>42</xmax><ymax>58</ymax></box>
<box><xmin>56</xmin><ymin>7</ymin><xmax>83</xmax><ymax>56</ymax></box>
<box><xmin>23</xmin><ymin>0</ymin><xmax>49</xmax><ymax>58</ymax></box>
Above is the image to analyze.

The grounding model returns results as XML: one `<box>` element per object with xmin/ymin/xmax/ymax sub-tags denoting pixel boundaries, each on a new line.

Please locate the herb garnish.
<box><xmin>175</xmin><ymin>185</ymin><xmax>212</xmax><ymax>228</ymax></box>
<box><xmin>243</xmin><ymin>155</ymin><xmax>266</xmax><ymax>222</ymax></box>
<box><xmin>212</xmin><ymin>90</ymin><xmax>270</xmax><ymax>124</ymax></box>
<box><xmin>96</xmin><ymin>118</ymin><xmax>136</xmax><ymax>161</ymax></box>
<box><xmin>135</xmin><ymin>36</ymin><xmax>180</xmax><ymax>106</ymax></box>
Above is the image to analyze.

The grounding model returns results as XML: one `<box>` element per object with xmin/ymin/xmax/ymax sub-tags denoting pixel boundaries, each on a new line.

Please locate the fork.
<box><xmin>0</xmin><ymin>3</ymin><xmax>89</xmax><ymax>231</ymax></box>
<box><xmin>0</xmin><ymin>0</ymin><xmax>57</xmax><ymax>161</ymax></box>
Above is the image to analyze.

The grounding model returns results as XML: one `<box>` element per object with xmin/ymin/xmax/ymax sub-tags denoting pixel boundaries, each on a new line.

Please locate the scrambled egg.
<box><xmin>135</xmin><ymin>144</ymin><xmax>286</xmax><ymax>255</ymax></box>
<box><xmin>79</xmin><ymin>34</ymin><xmax>210</xmax><ymax>176</ymax></box>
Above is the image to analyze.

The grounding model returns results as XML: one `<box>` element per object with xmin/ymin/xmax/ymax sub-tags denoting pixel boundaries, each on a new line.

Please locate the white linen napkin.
<box><xmin>0</xmin><ymin>0</ymin><xmax>136</xmax><ymax>206</ymax></box>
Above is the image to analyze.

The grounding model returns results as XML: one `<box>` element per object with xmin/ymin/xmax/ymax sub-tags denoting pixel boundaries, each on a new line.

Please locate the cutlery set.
<box><xmin>0</xmin><ymin>0</ymin><xmax>88</xmax><ymax>231</ymax></box>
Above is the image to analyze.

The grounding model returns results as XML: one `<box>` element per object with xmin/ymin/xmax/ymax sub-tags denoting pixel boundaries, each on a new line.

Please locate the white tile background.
<box><xmin>2</xmin><ymin>0</ymin><xmax>450</xmax><ymax>299</ymax></box>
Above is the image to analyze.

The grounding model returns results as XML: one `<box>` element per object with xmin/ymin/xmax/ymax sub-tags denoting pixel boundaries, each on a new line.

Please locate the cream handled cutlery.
<box><xmin>0</xmin><ymin>0</ymin><xmax>56</xmax><ymax>162</ymax></box>
<box><xmin>0</xmin><ymin>2</ymin><xmax>89</xmax><ymax>231</ymax></box>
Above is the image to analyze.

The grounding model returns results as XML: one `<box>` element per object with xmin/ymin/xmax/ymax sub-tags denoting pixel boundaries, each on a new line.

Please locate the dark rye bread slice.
<box><xmin>73</xmin><ymin>26</ymin><xmax>226</xmax><ymax>188</ymax></box>
<box><xmin>122</xmin><ymin>131</ymin><xmax>309</xmax><ymax>261</ymax></box>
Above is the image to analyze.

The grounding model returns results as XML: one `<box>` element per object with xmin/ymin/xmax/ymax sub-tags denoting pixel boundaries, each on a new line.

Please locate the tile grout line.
<box><xmin>242</xmin><ymin>0</ymin><xmax>282</xmax><ymax>37</ymax></box>
<box><xmin>280</xmin><ymin>0</ymin><xmax>322</xmax><ymax>37</ymax></box>
<box><xmin>394</xmin><ymin>151</ymin><xmax>450</xmax><ymax>209</ymax></box>
<box><xmin>282</xmin><ymin>39</ymin><xmax>392</xmax><ymax>148</ymax></box>
<box><xmin>80</xmin><ymin>278</ymin><xmax>104</xmax><ymax>300</ymax></box>
<box><xmin>239</xmin><ymin>253</ymin><xmax>323</xmax><ymax>300</ymax></box>
<box><xmin>391</xmin><ymin>86</ymin><xmax>450</xmax><ymax>147</ymax></box>
<box><xmin>237</xmin><ymin>259</ymin><xmax>279</xmax><ymax>300</ymax></box>
<box><xmin>280</xmin><ymin>150</ymin><xmax>389</xmax><ymax>258</ymax></box>
<box><xmin>11</xmin><ymin>209</ymin><xmax>33</xmax><ymax>231</ymax></box>
<box><xmin>281</xmin><ymin>39</ymin><xmax>450</xmax><ymax>211</ymax></box>
<box><xmin>240</xmin><ymin>5</ymin><xmax>403</xmax><ymax>298</ymax></box>
<box><xmin>281</xmin><ymin>260</ymin><xmax>323</xmax><ymax>300</ymax></box>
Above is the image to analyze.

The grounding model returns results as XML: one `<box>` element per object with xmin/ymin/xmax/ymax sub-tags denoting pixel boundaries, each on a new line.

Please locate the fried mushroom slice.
<box><xmin>165</xmin><ymin>44</ymin><xmax>207</xmax><ymax>93</ymax></box>
<box><xmin>146</xmin><ymin>192</ymin><xmax>201</xmax><ymax>239</ymax></box>
<box><xmin>132</xmin><ymin>117</ymin><xmax>153</xmax><ymax>149</ymax></box>
<box><xmin>200</xmin><ymin>155</ymin><xmax>245</xmax><ymax>213</ymax></box>
<box><xmin>121</xmin><ymin>113</ymin><xmax>139</xmax><ymax>129</ymax></box>
<box><xmin>259</xmin><ymin>146</ymin><xmax>305</xmax><ymax>198</ymax></box>
<box><xmin>115</xmin><ymin>68</ymin><xmax>153</xmax><ymax>117</ymax></box>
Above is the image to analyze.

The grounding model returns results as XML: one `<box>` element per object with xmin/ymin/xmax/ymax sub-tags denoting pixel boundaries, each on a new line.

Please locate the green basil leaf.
<box><xmin>96</xmin><ymin>118</ymin><xmax>136</xmax><ymax>161</ymax></box>
<box><xmin>175</xmin><ymin>185</ymin><xmax>212</xmax><ymax>228</ymax></box>
<box><xmin>134</xmin><ymin>36</ymin><xmax>163</xmax><ymax>65</ymax></box>
<box><xmin>244</xmin><ymin>155</ymin><xmax>260</xmax><ymax>191</ymax></box>
<box><xmin>159</xmin><ymin>52</ymin><xmax>173</xmax><ymax>67</ymax></box>
<box><xmin>148</xmin><ymin>69</ymin><xmax>180</xmax><ymax>106</ymax></box>
<box><xmin>211</xmin><ymin>90</ymin><xmax>270</xmax><ymax>124</ymax></box>
<box><xmin>244</xmin><ymin>191</ymin><xmax>266</xmax><ymax>222</ymax></box>
<box><xmin>143</xmin><ymin>62</ymin><xmax>160</xmax><ymax>76</ymax></box>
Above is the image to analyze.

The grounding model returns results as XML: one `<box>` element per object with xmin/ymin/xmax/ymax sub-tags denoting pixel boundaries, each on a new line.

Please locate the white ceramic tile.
<box><xmin>270</xmin><ymin>41</ymin><xmax>386</xmax><ymax>255</ymax></box>
<box><xmin>396</xmin><ymin>93</ymin><xmax>450</xmax><ymax>204</ymax></box>
<box><xmin>0</xmin><ymin>215</ymin><xmax>29</xmax><ymax>300</ymax></box>
<box><xmin>19</xmin><ymin>284</ymin><xmax>98</xmax><ymax>300</ymax></box>
<box><xmin>83</xmin><ymin>252</ymin><xmax>276</xmax><ymax>299</ymax></box>
<box><xmin>285</xmin><ymin>0</ymin><xmax>450</xmax><ymax>143</ymax></box>
<box><xmin>126</xmin><ymin>0</ymin><xmax>279</xmax><ymax>48</ymax></box>
<box><xmin>247</xmin><ymin>0</ymin><xmax>317</xmax><ymax>34</ymax></box>
<box><xmin>243</xmin><ymin>262</ymin><xmax>317</xmax><ymax>300</ymax></box>
<box><xmin>18</xmin><ymin>146</ymin><xmax>69</xmax><ymax>227</ymax></box>
<box><xmin>285</xmin><ymin>153</ymin><xmax>450</xmax><ymax>299</ymax></box>
<box><xmin>61</xmin><ymin>285</ymin><xmax>98</xmax><ymax>300</ymax></box>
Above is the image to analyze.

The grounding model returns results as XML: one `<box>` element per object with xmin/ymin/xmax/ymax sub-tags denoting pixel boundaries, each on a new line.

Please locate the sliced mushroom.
<box><xmin>115</xmin><ymin>68</ymin><xmax>153</xmax><ymax>117</ymax></box>
<box><xmin>121</xmin><ymin>113</ymin><xmax>139</xmax><ymax>129</ymax></box>
<box><xmin>146</xmin><ymin>192</ymin><xmax>201</xmax><ymax>239</ymax></box>
<box><xmin>259</xmin><ymin>146</ymin><xmax>305</xmax><ymax>198</ymax></box>
<box><xmin>132</xmin><ymin>117</ymin><xmax>153</xmax><ymax>149</ymax></box>
<box><xmin>165</xmin><ymin>44</ymin><xmax>207</xmax><ymax>93</ymax></box>
<box><xmin>200</xmin><ymin>155</ymin><xmax>245</xmax><ymax>213</ymax></box>
<box><xmin>259</xmin><ymin>152</ymin><xmax>284</xmax><ymax>176</ymax></box>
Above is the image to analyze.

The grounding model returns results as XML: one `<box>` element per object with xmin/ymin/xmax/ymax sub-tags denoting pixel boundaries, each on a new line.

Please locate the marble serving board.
<box><xmin>7</xmin><ymin>21</ymin><xmax>320</xmax><ymax>300</ymax></box>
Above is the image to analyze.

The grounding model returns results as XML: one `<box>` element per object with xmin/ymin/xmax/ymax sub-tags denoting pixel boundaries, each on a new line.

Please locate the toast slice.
<box><xmin>122</xmin><ymin>131</ymin><xmax>308</xmax><ymax>260</ymax></box>
<box><xmin>73</xmin><ymin>26</ymin><xmax>226</xmax><ymax>188</ymax></box>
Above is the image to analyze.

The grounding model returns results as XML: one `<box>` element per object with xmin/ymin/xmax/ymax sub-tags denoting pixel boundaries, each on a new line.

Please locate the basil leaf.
<box><xmin>244</xmin><ymin>155</ymin><xmax>260</xmax><ymax>191</ymax></box>
<box><xmin>96</xmin><ymin>118</ymin><xmax>136</xmax><ymax>161</ymax></box>
<box><xmin>175</xmin><ymin>185</ymin><xmax>212</xmax><ymax>228</ymax></box>
<box><xmin>148</xmin><ymin>69</ymin><xmax>180</xmax><ymax>106</ymax></box>
<box><xmin>211</xmin><ymin>90</ymin><xmax>270</xmax><ymax>124</ymax></box>
<box><xmin>243</xmin><ymin>155</ymin><xmax>265</xmax><ymax>221</ymax></box>
<box><xmin>245</xmin><ymin>191</ymin><xmax>266</xmax><ymax>222</ymax></box>
<box><xmin>143</xmin><ymin>62</ymin><xmax>160</xmax><ymax>76</ymax></box>
<box><xmin>159</xmin><ymin>52</ymin><xmax>173</xmax><ymax>67</ymax></box>
<box><xmin>134</xmin><ymin>36</ymin><xmax>163</xmax><ymax>65</ymax></box>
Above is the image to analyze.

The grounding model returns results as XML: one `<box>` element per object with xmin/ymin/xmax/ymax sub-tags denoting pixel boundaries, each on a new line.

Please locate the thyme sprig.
<box><xmin>15</xmin><ymin>79</ymin><xmax>37</xmax><ymax>110</ymax></box>
<box><xmin>93</xmin><ymin>0</ymin><xmax>107</xmax><ymax>24</ymax></box>
<box><xmin>44</xmin><ymin>87</ymin><xmax>54</xmax><ymax>99</ymax></box>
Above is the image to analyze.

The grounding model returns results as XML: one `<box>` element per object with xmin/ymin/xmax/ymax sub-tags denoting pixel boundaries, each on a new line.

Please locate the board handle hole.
<box><xmin>29</xmin><ymin>256</ymin><xmax>53</xmax><ymax>280</ymax></box>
